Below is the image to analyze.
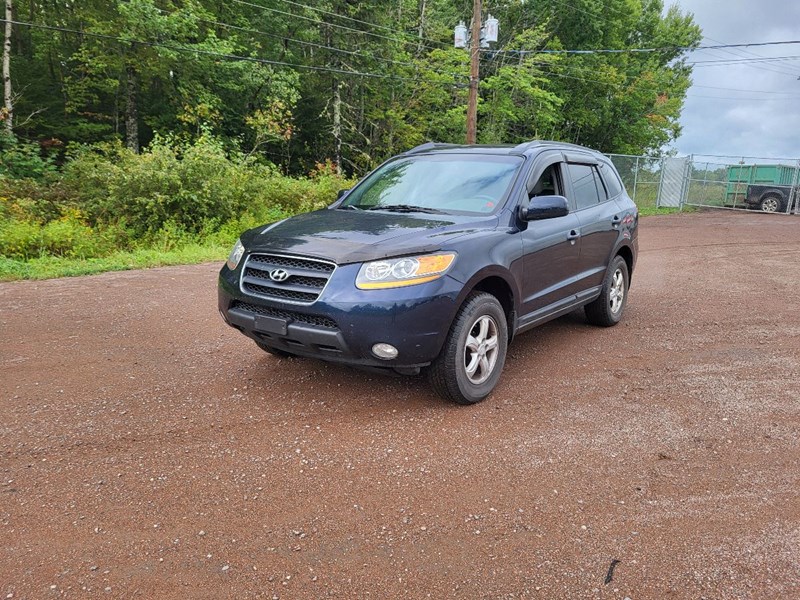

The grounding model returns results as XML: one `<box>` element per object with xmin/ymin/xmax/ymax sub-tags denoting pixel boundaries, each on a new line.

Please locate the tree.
<box><xmin>5</xmin><ymin>0</ymin><xmax>703</xmax><ymax>170</ymax></box>
<box><xmin>2</xmin><ymin>0</ymin><xmax>11</xmax><ymax>134</ymax></box>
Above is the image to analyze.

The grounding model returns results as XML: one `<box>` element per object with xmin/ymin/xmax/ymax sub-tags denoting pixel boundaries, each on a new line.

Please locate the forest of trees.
<box><xmin>0</xmin><ymin>1</ymin><xmax>702</xmax><ymax>277</ymax></box>
<box><xmin>2</xmin><ymin>0</ymin><xmax>702</xmax><ymax>174</ymax></box>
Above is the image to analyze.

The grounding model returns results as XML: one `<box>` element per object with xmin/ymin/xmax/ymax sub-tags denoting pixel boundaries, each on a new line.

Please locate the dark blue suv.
<box><xmin>218</xmin><ymin>141</ymin><xmax>638</xmax><ymax>404</ymax></box>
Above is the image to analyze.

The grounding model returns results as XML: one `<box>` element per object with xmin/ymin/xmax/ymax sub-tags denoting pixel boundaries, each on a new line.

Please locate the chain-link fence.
<box><xmin>606</xmin><ymin>154</ymin><xmax>665</xmax><ymax>210</ymax></box>
<box><xmin>685</xmin><ymin>155</ymin><xmax>800</xmax><ymax>214</ymax></box>
<box><xmin>605</xmin><ymin>153</ymin><xmax>800</xmax><ymax>215</ymax></box>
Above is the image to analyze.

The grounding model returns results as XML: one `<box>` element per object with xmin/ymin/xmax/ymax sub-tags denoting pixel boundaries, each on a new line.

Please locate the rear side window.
<box><xmin>567</xmin><ymin>163</ymin><xmax>604</xmax><ymax>210</ymax></box>
<box><xmin>600</xmin><ymin>163</ymin><xmax>624</xmax><ymax>198</ymax></box>
<box><xmin>593</xmin><ymin>169</ymin><xmax>608</xmax><ymax>201</ymax></box>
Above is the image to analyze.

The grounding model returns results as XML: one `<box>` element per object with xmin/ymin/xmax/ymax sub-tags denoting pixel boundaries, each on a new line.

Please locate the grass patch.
<box><xmin>0</xmin><ymin>242</ymin><xmax>228</xmax><ymax>281</ymax></box>
<box><xmin>638</xmin><ymin>206</ymin><xmax>692</xmax><ymax>217</ymax></box>
<box><xmin>0</xmin><ymin>203</ymin><xmax>698</xmax><ymax>282</ymax></box>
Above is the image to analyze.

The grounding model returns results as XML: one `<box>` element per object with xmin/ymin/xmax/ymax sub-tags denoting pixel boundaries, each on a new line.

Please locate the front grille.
<box><xmin>245</xmin><ymin>283</ymin><xmax>318</xmax><ymax>302</ymax></box>
<box><xmin>248</xmin><ymin>254</ymin><xmax>335</xmax><ymax>273</ymax></box>
<box><xmin>231</xmin><ymin>301</ymin><xmax>339</xmax><ymax>330</ymax></box>
<box><xmin>241</xmin><ymin>253</ymin><xmax>336</xmax><ymax>304</ymax></box>
<box><xmin>289</xmin><ymin>276</ymin><xmax>326</xmax><ymax>289</ymax></box>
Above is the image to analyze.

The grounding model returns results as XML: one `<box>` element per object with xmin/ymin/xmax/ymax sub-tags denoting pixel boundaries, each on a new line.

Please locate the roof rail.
<box><xmin>513</xmin><ymin>139</ymin><xmax>601</xmax><ymax>154</ymax></box>
<box><xmin>404</xmin><ymin>142</ymin><xmax>457</xmax><ymax>154</ymax></box>
<box><xmin>512</xmin><ymin>140</ymin><xmax>542</xmax><ymax>153</ymax></box>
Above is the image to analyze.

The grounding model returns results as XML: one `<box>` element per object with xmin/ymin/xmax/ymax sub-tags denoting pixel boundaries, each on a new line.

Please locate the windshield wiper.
<box><xmin>364</xmin><ymin>204</ymin><xmax>447</xmax><ymax>214</ymax></box>
<box><xmin>337</xmin><ymin>204</ymin><xmax>362</xmax><ymax>210</ymax></box>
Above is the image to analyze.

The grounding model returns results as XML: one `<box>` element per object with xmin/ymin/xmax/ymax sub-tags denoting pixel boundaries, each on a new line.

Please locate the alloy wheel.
<box><xmin>464</xmin><ymin>315</ymin><xmax>499</xmax><ymax>385</ymax></box>
<box><xmin>609</xmin><ymin>268</ymin><xmax>625</xmax><ymax>314</ymax></box>
<box><xmin>761</xmin><ymin>197</ymin><xmax>780</xmax><ymax>212</ymax></box>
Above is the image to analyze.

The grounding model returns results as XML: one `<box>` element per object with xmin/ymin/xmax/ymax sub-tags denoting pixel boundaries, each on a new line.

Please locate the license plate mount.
<box><xmin>254</xmin><ymin>315</ymin><xmax>288</xmax><ymax>336</ymax></box>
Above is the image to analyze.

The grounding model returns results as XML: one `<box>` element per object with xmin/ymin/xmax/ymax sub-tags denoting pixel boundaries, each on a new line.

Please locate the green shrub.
<box><xmin>0</xmin><ymin>213</ymin><xmax>114</xmax><ymax>260</ymax></box>
<box><xmin>0</xmin><ymin>132</ymin><xmax>57</xmax><ymax>179</ymax></box>
<box><xmin>58</xmin><ymin>134</ymin><xmax>352</xmax><ymax>238</ymax></box>
<box><xmin>0</xmin><ymin>219</ymin><xmax>42</xmax><ymax>259</ymax></box>
<box><xmin>1</xmin><ymin>135</ymin><xmax>356</xmax><ymax>270</ymax></box>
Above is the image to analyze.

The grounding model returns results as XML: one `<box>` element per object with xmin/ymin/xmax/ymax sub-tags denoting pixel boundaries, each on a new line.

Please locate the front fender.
<box><xmin>445</xmin><ymin>225</ymin><xmax>524</xmax><ymax>316</ymax></box>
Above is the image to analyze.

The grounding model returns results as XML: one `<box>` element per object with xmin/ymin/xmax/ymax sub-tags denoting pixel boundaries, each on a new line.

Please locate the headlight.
<box><xmin>356</xmin><ymin>253</ymin><xmax>456</xmax><ymax>289</ymax></box>
<box><xmin>226</xmin><ymin>239</ymin><xmax>245</xmax><ymax>270</ymax></box>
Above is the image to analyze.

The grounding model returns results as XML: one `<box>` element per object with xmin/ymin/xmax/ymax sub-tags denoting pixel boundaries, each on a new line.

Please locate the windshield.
<box><xmin>340</xmin><ymin>154</ymin><xmax>524</xmax><ymax>215</ymax></box>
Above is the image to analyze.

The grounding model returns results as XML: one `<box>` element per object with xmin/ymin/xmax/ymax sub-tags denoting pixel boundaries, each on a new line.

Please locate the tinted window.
<box><xmin>567</xmin><ymin>163</ymin><xmax>601</xmax><ymax>210</ymax></box>
<box><xmin>529</xmin><ymin>163</ymin><xmax>561</xmax><ymax>197</ymax></box>
<box><xmin>593</xmin><ymin>168</ymin><xmax>608</xmax><ymax>201</ymax></box>
<box><xmin>600</xmin><ymin>163</ymin><xmax>624</xmax><ymax>198</ymax></box>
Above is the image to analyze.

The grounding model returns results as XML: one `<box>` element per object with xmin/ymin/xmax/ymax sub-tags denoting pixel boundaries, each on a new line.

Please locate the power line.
<box><xmin>688</xmin><ymin>54</ymin><xmax>800</xmax><ymax>66</ymax></box>
<box><xmin>524</xmin><ymin>0</ymin><xmax>800</xmax><ymax>59</ymax></box>
<box><xmin>532</xmin><ymin>63</ymin><xmax>627</xmax><ymax>90</ymax></box>
<box><xmin>274</xmin><ymin>0</ymin><xmax>402</xmax><ymax>34</ymax></box>
<box><xmin>1</xmin><ymin>19</ymin><xmax>433</xmax><ymax>83</ymax></box>
<box><xmin>153</xmin><ymin>7</ymin><xmax>463</xmax><ymax>78</ymax></box>
<box><xmin>484</xmin><ymin>40</ymin><xmax>800</xmax><ymax>56</ymax></box>
<box><xmin>698</xmin><ymin>35</ymin><xmax>800</xmax><ymax>78</ymax></box>
<box><xmin>494</xmin><ymin>2</ymin><xmax>800</xmax><ymax>107</ymax></box>
<box><xmin>687</xmin><ymin>94</ymin><xmax>800</xmax><ymax>101</ymax></box>
<box><xmin>229</xmin><ymin>0</ymin><xmax>444</xmax><ymax>55</ymax></box>
<box><xmin>272</xmin><ymin>0</ymin><xmax>449</xmax><ymax>50</ymax></box>
<box><xmin>14</xmin><ymin>18</ymin><xmax>799</xmax><ymax>104</ymax></box>
<box><xmin>685</xmin><ymin>40</ymin><xmax>800</xmax><ymax>51</ymax></box>
<box><xmin>693</xmin><ymin>84</ymin><xmax>800</xmax><ymax>95</ymax></box>
<box><xmin>690</xmin><ymin>46</ymin><xmax>800</xmax><ymax>78</ymax></box>
<box><xmin>547</xmin><ymin>0</ymin><xmax>603</xmax><ymax>22</ymax></box>
<box><xmin>527</xmin><ymin>0</ymin><xmax>800</xmax><ymax>83</ymax></box>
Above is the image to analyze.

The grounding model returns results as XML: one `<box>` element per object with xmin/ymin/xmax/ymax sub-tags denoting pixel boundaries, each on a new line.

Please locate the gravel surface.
<box><xmin>1</xmin><ymin>211</ymin><xmax>799</xmax><ymax>599</ymax></box>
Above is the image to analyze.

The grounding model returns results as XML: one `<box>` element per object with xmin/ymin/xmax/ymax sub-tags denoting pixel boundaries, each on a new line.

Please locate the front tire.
<box><xmin>428</xmin><ymin>292</ymin><xmax>508</xmax><ymax>405</ymax></box>
<box><xmin>585</xmin><ymin>255</ymin><xmax>629</xmax><ymax>327</ymax></box>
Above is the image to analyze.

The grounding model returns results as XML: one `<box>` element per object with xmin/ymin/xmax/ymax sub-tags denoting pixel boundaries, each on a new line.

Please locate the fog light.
<box><xmin>372</xmin><ymin>343</ymin><xmax>399</xmax><ymax>360</ymax></box>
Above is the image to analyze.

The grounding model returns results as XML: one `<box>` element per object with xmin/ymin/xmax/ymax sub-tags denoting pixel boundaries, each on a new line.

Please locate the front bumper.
<box><xmin>218</xmin><ymin>262</ymin><xmax>462</xmax><ymax>369</ymax></box>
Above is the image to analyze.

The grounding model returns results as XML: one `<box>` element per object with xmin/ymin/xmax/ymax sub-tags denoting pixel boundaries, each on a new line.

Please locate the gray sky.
<box><xmin>671</xmin><ymin>0</ymin><xmax>800</xmax><ymax>160</ymax></box>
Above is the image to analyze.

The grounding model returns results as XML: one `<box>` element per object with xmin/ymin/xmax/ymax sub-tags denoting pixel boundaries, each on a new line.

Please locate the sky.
<box><xmin>670</xmin><ymin>0</ymin><xmax>800</xmax><ymax>161</ymax></box>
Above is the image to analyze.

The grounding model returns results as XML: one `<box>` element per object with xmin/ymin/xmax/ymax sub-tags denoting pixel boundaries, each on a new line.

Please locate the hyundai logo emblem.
<box><xmin>269</xmin><ymin>268</ymin><xmax>290</xmax><ymax>282</ymax></box>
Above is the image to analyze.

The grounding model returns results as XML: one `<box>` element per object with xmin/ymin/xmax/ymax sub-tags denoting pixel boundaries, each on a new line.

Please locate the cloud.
<box><xmin>672</xmin><ymin>0</ymin><xmax>800</xmax><ymax>160</ymax></box>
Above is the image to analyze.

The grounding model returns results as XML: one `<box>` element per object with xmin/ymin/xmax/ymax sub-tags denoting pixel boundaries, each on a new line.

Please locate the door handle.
<box><xmin>567</xmin><ymin>230</ymin><xmax>581</xmax><ymax>240</ymax></box>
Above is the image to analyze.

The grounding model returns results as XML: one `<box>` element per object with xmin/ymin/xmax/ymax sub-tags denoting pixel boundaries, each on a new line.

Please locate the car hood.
<box><xmin>242</xmin><ymin>208</ymin><xmax>498</xmax><ymax>264</ymax></box>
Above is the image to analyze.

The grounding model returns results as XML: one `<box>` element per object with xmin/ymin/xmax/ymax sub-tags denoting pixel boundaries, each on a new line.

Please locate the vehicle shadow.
<box><xmin>244</xmin><ymin>349</ymin><xmax>446</xmax><ymax>411</ymax></box>
<box><xmin>240</xmin><ymin>309</ymin><xmax>592</xmax><ymax>412</ymax></box>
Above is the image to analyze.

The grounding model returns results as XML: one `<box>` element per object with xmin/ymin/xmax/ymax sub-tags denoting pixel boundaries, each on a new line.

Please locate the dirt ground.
<box><xmin>1</xmin><ymin>211</ymin><xmax>799</xmax><ymax>599</ymax></box>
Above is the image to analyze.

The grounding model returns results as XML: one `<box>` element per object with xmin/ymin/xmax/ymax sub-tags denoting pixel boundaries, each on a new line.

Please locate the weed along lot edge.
<box><xmin>1</xmin><ymin>211</ymin><xmax>799</xmax><ymax>598</ymax></box>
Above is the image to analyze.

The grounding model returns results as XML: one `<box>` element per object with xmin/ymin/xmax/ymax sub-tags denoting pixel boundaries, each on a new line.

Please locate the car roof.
<box><xmin>402</xmin><ymin>140</ymin><xmax>605</xmax><ymax>160</ymax></box>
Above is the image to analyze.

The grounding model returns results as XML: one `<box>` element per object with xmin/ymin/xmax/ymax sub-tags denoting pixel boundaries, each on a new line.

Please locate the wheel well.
<box><xmin>471</xmin><ymin>276</ymin><xmax>514</xmax><ymax>333</ymax></box>
<box><xmin>760</xmin><ymin>190</ymin><xmax>785</xmax><ymax>201</ymax></box>
<box><xmin>616</xmin><ymin>245</ymin><xmax>634</xmax><ymax>280</ymax></box>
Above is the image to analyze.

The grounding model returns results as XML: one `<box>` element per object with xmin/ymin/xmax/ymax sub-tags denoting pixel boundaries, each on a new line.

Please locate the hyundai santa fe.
<box><xmin>218</xmin><ymin>140</ymin><xmax>638</xmax><ymax>404</ymax></box>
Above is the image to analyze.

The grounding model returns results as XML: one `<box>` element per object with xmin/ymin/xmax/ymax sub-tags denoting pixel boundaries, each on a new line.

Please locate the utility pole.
<box><xmin>465</xmin><ymin>0</ymin><xmax>481</xmax><ymax>145</ymax></box>
<box><xmin>455</xmin><ymin>6</ymin><xmax>497</xmax><ymax>145</ymax></box>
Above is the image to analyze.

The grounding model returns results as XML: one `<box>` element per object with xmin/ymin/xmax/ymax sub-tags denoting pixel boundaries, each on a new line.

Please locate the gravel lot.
<box><xmin>1</xmin><ymin>211</ymin><xmax>799</xmax><ymax>599</ymax></box>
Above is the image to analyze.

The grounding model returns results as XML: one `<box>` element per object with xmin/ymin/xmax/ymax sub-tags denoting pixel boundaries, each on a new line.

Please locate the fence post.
<box><xmin>791</xmin><ymin>160</ymin><xmax>800</xmax><ymax>214</ymax></box>
<box><xmin>680</xmin><ymin>155</ymin><xmax>692</xmax><ymax>211</ymax></box>
<box><xmin>632</xmin><ymin>156</ymin><xmax>639</xmax><ymax>205</ymax></box>
<box><xmin>655</xmin><ymin>157</ymin><xmax>666</xmax><ymax>208</ymax></box>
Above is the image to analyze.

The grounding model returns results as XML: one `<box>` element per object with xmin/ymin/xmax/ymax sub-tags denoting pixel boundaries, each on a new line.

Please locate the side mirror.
<box><xmin>519</xmin><ymin>195</ymin><xmax>569</xmax><ymax>221</ymax></box>
<box><xmin>337</xmin><ymin>189</ymin><xmax>350</xmax><ymax>200</ymax></box>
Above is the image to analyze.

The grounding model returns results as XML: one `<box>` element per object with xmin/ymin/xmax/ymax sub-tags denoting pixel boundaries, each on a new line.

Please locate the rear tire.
<box><xmin>759</xmin><ymin>194</ymin><xmax>783</xmax><ymax>213</ymax></box>
<box><xmin>255</xmin><ymin>341</ymin><xmax>295</xmax><ymax>359</ymax></box>
<box><xmin>585</xmin><ymin>255</ymin><xmax>629</xmax><ymax>327</ymax></box>
<box><xmin>428</xmin><ymin>292</ymin><xmax>508</xmax><ymax>405</ymax></box>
